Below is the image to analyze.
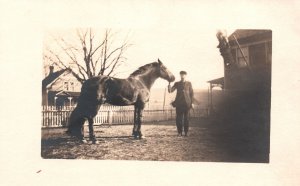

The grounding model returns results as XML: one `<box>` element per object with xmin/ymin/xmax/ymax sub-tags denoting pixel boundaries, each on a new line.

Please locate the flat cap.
<box><xmin>180</xmin><ymin>71</ymin><xmax>187</xmax><ymax>75</ymax></box>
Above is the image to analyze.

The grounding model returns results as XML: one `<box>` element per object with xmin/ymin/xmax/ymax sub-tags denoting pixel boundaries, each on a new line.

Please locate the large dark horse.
<box><xmin>67</xmin><ymin>59</ymin><xmax>175</xmax><ymax>143</ymax></box>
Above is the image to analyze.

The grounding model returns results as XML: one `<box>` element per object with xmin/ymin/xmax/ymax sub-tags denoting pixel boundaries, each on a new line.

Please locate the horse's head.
<box><xmin>157</xmin><ymin>58</ymin><xmax>175</xmax><ymax>82</ymax></box>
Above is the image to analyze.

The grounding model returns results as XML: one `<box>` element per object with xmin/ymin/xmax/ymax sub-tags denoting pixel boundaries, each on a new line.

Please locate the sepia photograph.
<box><xmin>41</xmin><ymin>28</ymin><xmax>271</xmax><ymax>163</ymax></box>
<box><xmin>1</xmin><ymin>1</ymin><xmax>300</xmax><ymax>185</ymax></box>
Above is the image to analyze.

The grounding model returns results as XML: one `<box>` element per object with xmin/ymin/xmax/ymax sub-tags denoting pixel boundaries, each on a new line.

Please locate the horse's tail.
<box><xmin>66</xmin><ymin>107</ymin><xmax>86</xmax><ymax>138</ymax></box>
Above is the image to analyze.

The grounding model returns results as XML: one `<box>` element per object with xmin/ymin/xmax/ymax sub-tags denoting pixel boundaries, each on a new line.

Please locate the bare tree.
<box><xmin>44</xmin><ymin>28</ymin><xmax>131</xmax><ymax>84</ymax></box>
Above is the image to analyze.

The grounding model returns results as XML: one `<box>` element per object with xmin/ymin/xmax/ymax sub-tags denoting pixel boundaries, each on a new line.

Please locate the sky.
<box><xmin>45</xmin><ymin>28</ymin><xmax>234</xmax><ymax>89</ymax></box>
<box><xmin>120</xmin><ymin>28</ymin><xmax>232</xmax><ymax>89</ymax></box>
<box><xmin>41</xmin><ymin>0</ymin><xmax>300</xmax><ymax>91</ymax></box>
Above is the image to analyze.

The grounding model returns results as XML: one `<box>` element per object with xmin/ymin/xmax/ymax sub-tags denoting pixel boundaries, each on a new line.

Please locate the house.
<box><xmin>42</xmin><ymin>66</ymin><xmax>82</xmax><ymax>106</ymax></box>
<box><xmin>207</xmin><ymin>77</ymin><xmax>224</xmax><ymax>112</ymax></box>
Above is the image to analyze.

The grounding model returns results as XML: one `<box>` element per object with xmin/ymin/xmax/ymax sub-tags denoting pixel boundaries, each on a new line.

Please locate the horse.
<box><xmin>67</xmin><ymin>59</ymin><xmax>175</xmax><ymax>143</ymax></box>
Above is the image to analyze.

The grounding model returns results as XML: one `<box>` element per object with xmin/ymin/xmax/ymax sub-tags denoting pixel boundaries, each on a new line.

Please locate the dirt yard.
<box><xmin>41</xmin><ymin>118</ymin><xmax>269</xmax><ymax>162</ymax></box>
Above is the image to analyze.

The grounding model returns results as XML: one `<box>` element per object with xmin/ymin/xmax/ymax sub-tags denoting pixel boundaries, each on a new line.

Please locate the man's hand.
<box><xmin>167</xmin><ymin>82</ymin><xmax>171</xmax><ymax>93</ymax></box>
<box><xmin>191</xmin><ymin>104</ymin><xmax>194</xmax><ymax>109</ymax></box>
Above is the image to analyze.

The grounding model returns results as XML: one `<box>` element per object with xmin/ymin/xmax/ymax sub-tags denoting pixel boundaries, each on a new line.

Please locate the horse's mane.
<box><xmin>129</xmin><ymin>62</ymin><xmax>158</xmax><ymax>77</ymax></box>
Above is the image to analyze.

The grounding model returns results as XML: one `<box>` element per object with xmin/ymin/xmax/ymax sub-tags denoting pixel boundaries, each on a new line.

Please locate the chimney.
<box><xmin>49</xmin><ymin>66</ymin><xmax>54</xmax><ymax>75</ymax></box>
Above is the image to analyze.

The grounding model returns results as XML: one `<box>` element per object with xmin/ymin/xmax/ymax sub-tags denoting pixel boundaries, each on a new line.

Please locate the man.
<box><xmin>168</xmin><ymin>71</ymin><xmax>194</xmax><ymax>137</ymax></box>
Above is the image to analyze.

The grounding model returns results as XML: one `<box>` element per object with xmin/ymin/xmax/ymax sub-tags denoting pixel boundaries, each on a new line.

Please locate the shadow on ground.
<box><xmin>41</xmin><ymin>118</ymin><xmax>269</xmax><ymax>162</ymax></box>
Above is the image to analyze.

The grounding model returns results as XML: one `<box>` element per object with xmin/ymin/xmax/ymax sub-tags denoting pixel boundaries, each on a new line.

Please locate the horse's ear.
<box><xmin>158</xmin><ymin>58</ymin><xmax>162</xmax><ymax>65</ymax></box>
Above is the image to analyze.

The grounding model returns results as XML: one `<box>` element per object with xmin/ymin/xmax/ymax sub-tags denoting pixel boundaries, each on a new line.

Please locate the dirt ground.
<box><xmin>41</xmin><ymin>118</ymin><xmax>269</xmax><ymax>162</ymax></box>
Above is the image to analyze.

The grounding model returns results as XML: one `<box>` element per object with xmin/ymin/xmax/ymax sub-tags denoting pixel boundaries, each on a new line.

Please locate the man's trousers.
<box><xmin>176</xmin><ymin>107</ymin><xmax>190</xmax><ymax>135</ymax></box>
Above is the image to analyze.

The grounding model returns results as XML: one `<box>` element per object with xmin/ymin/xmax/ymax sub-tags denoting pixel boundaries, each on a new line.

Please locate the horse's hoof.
<box><xmin>92</xmin><ymin>140</ymin><xmax>99</xmax><ymax>144</ymax></box>
<box><xmin>81</xmin><ymin>139</ymin><xmax>88</xmax><ymax>143</ymax></box>
<box><xmin>139</xmin><ymin>135</ymin><xmax>146</xmax><ymax>139</ymax></box>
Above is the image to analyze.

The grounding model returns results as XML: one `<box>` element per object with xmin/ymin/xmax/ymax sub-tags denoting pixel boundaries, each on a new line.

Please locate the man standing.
<box><xmin>168</xmin><ymin>71</ymin><xmax>194</xmax><ymax>137</ymax></box>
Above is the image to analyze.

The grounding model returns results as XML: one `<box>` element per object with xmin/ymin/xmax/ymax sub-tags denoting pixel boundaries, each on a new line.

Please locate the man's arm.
<box><xmin>189</xmin><ymin>82</ymin><xmax>194</xmax><ymax>103</ymax></box>
<box><xmin>168</xmin><ymin>82</ymin><xmax>177</xmax><ymax>93</ymax></box>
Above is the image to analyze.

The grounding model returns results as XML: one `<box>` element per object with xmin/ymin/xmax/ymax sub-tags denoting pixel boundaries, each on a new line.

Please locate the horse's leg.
<box><xmin>132</xmin><ymin>108</ymin><xmax>135</xmax><ymax>135</ymax></box>
<box><xmin>88</xmin><ymin>117</ymin><xmax>98</xmax><ymax>144</ymax></box>
<box><xmin>78</xmin><ymin>117</ymin><xmax>87</xmax><ymax>143</ymax></box>
<box><xmin>133</xmin><ymin>105</ymin><xmax>139</xmax><ymax>139</ymax></box>
<box><xmin>137</xmin><ymin>104</ymin><xmax>145</xmax><ymax>139</ymax></box>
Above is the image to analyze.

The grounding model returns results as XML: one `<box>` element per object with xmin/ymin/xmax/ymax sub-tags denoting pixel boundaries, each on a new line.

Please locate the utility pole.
<box><xmin>163</xmin><ymin>87</ymin><xmax>167</xmax><ymax>111</ymax></box>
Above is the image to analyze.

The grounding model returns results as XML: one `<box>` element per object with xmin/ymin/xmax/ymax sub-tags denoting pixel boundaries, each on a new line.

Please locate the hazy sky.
<box><xmin>120</xmin><ymin>28</ymin><xmax>232</xmax><ymax>89</ymax></box>
<box><xmin>45</xmin><ymin>28</ymin><xmax>233</xmax><ymax>89</ymax></box>
<box><xmin>42</xmin><ymin>0</ymin><xmax>299</xmax><ymax>90</ymax></box>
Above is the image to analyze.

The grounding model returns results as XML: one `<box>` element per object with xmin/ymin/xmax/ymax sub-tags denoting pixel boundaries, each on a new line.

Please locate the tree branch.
<box><xmin>55</xmin><ymin>38</ymin><xmax>88</xmax><ymax>80</ymax></box>
<box><xmin>106</xmin><ymin>48</ymin><xmax>124</xmax><ymax>76</ymax></box>
<box><xmin>45</xmin><ymin>28</ymin><xmax>130</xmax><ymax>81</ymax></box>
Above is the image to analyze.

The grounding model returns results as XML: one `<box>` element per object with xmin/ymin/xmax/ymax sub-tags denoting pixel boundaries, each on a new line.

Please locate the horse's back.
<box><xmin>78</xmin><ymin>76</ymin><xmax>148</xmax><ymax>106</ymax></box>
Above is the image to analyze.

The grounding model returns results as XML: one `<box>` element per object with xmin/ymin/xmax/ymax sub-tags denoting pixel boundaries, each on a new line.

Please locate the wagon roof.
<box><xmin>228</xmin><ymin>29</ymin><xmax>271</xmax><ymax>40</ymax></box>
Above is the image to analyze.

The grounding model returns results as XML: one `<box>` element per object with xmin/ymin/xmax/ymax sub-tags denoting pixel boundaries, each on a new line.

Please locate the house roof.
<box><xmin>42</xmin><ymin>68</ymin><xmax>69</xmax><ymax>88</ymax></box>
<box><xmin>207</xmin><ymin>77</ymin><xmax>224</xmax><ymax>85</ymax></box>
<box><xmin>229</xmin><ymin>29</ymin><xmax>270</xmax><ymax>40</ymax></box>
<box><xmin>55</xmin><ymin>91</ymin><xmax>81</xmax><ymax>97</ymax></box>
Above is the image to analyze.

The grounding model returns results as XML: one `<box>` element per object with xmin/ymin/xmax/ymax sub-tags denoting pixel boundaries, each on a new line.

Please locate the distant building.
<box><xmin>42</xmin><ymin>66</ymin><xmax>82</xmax><ymax>106</ymax></box>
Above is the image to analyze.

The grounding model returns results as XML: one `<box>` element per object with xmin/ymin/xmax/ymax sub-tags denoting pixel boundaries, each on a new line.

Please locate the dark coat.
<box><xmin>169</xmin><ymin>81</ymin><xmax>194</xmax><ymax>109</ymax></box>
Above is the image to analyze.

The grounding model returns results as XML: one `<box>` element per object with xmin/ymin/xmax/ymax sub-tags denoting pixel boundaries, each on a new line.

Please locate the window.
<box><xmin>236</xmin><ymin>47</ymin><xmax>249</xmax><ymax>68</ymax></box>
<box><xmin>63</xmin><ymin>81</ymin><xmax>75</xmax><ymax>91</ymax></box>
<box><xmin>70</xmin><ymin>82</ymin><xmax>74</xmax><ymax>91</ymax></box>
<box><xmin>63</xmin><ymin>82</ymin><xmax>69</xmax><ymax>91</ymax></box>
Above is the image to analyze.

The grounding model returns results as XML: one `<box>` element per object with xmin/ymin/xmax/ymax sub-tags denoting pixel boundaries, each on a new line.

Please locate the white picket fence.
<box><xmin>42</xmin><ymin>105</ymin><xmax>208</xmax><ymax>128</ymax></box>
